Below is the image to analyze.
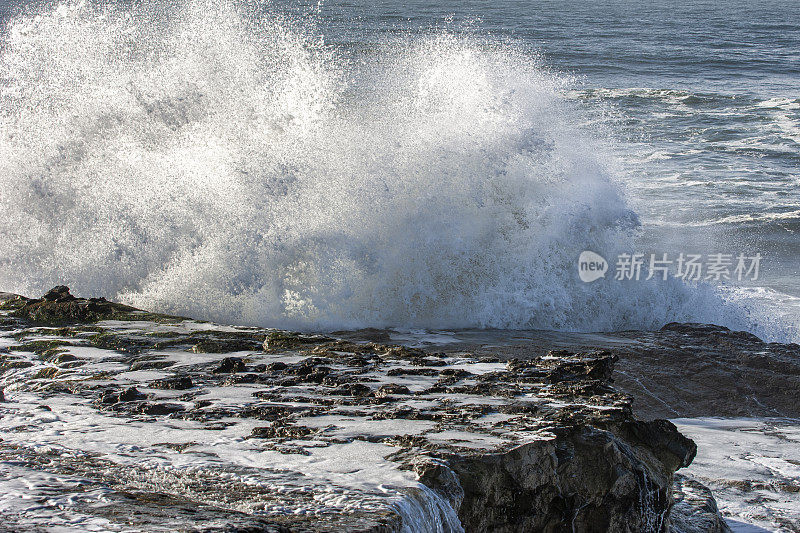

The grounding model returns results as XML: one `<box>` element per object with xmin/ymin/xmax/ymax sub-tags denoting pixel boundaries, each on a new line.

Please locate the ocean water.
<box><xmin>0</xmin><ymin>0</ymin><xmax>798</xmax><ymax>341</ymax></box>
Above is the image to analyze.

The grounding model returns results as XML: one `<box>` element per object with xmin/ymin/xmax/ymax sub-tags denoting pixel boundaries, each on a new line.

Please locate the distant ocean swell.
<box><xmin>0</xmin><ymin>1</ymin><xmax>796</xmax><ymax>342</ymax></box>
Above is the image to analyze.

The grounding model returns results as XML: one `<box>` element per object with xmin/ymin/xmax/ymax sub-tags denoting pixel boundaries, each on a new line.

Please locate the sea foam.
<box><xmin>0</xmin><ymin>1</ymin><xmax>795</xmax><ymax>342</ymax></box>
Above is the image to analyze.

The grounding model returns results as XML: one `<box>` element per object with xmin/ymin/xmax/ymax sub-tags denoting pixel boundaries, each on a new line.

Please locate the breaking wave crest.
<box><xmin>0</xmin><ymin>1</ymin><xmax>795</xmax><ymax>341</ymax></box>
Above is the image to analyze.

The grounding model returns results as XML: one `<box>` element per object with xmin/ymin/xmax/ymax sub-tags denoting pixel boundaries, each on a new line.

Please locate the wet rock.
<box><xmin>212</xmin><ymin>357</ymin><xmax>246</xmax><ymax>374</ymax></box>
<box><xmin>448</xmin><ymin>424</ymin><xmax>678</xmax><ymax>532</ymax></box>
<box><xmin>11</xmin><ymin>286</ymin><xmax>149</xmax><ymax>324</ymax></box>
<box><xmin>89</xmin><ymin>332</ymin><xmax>147</xmax><ymax>354</ymax></box>
<box><xmin>410</xmin><ymin>357</ymin><xmax>448</xmax><ymax>367</ymax></box>
<box><xmin>331</xmin><ymin>383</ymin><xmax>373</xmax><ymax>397</ymax></box>
<box><xmin>547</xmin><ymin>352</ymin><xmax>618</xmax><ymax>383</ymax></box>
<box><xmin>42</xmin><ymin>286</ymin><xmax>76</xmax><ymax>302</ymax></box>
<box><xmin>0</xmin><ymin>356</ymin><xmax>34</xmax><ymax>374</ymax></box>
<box><xmin>375</xmin><ymin>384</ymin><xmax>412</xmax><ymax>398</ymax></box>
<box><xmin>223</xmin><ymin>373</ymin><xmax>265</xmax><ymax>385</ymax></box>
<box><xmin>15</xmin><ymin>339</ymin><xmax>72</xmax><ymax>356</ymax></box>
<box><xmin>239</xmin><ymin>405</ymin><xmax>291</xmax><ymax>421</ymax></box>
<box><xmin>330</xmin><ymin>328</ymin><xmax>393</xmax><ymax>343</ymax></box>
<box><xmin>0</xmin><ymin>292</ymin><xmax>29</xmax><ymax>311</ymax></box>
<box><xmin>137</xmin><ymin>403</ymin><xmax>185</xmax><ymax>416</ymax></box>
<box><xmin>346</xmin><ymin>356</ymin><xmax>370</xmax><ymax>367</ymax></box>
<box><xmin>321</xmin><ymin>374</ymin><xmax>345</xmax><ymax>386</ymax></box>
<box><xmin>31</xmin><ymin>367</ymin><xmax>61</xmax><ymax>380</ymax></box>
<box><xmin>661</xmin><ymin>322</ymin><xmax>762</xmax><ymax>344</ymax></box>
<box><xmin>284</xmin><ymin>363</ymin><xmax>314</xmax><ymax>376</ymax></box>
<box><xmin>191</xmin><ymin>338</ymin><xmax>260</xmax><ymax>354</ymax></box>
<box><xmin>620</xmin><ymin>419</ymin><xmax>697</xmax><ymax>471</ymax></box>
<box><xmin>613</xmin><ymin>326</ymin><xmax>800</xmax><ymax>418</ymax></box>
<box><xmin>118</xmin><ymin>387</ymin><xmax>148</xmax><ymax>402</ymax></box>
<box><xmin>291</xmin><ymin>357</ymin><xmax>333</xmax><ymax>370</ymax></box>
<box><xmin>381</xmin><ymin>344</ymin><xmax>427</xmax><ymax>359</ymax></box>
<box><xmin>413</xmin><ymin>458</ymin><xmax>465</xmax><ymax>514</ymax></box>
<box><xmin>668</xmin><ymin>474</ymin><xmax>732</xmax><ymax>533</ymax></box>
<box><xmin>250</xmin><ymin>424</ymin><xmax>314</xmax><ymax>439</ymax></box>
<box><xmin>386</xmin><ymin>367</ymin><xmax>439</xmax><ymax>377</ymax></box>
<box><xmin>130</xmin><ymin>358</ymin><xmax>175</xmax><ymax>371</ymax></box>
<box><xmin>101</xmin><ymin>387</ymin><xmax>147</xmax><ymax>405</ymax></box>
<box><xmin>262</xmin><ymin>331</ymin><xmax>334</xmax><ymax>352</ymax></box>
<box><xmin>439</xmin><ymin>368</ymin><xmax>474</xmax><ymax>379</ymax></box>
<box><xmin>149</xmin><ymin>375</ymin><xmax>193</xmax><ymax>390</ymax></box>
<box><xmin>267</xmin><ymin>361</ymin><xmax>288</xmax><ymax>372</ymax></box>
<box><xmin>300</xmin><ymin>371</ymin><xmax>330</xmax><ymax>384</ymax></box>
<box><xmin>46</xmin><ymin>352</ymin><xmax>80</xmax><ymax>366</ymax></box>
<box><xmin>506</xmin><ymin>358</ymin><xmax>535</xmax><ymax>372</ymax></box>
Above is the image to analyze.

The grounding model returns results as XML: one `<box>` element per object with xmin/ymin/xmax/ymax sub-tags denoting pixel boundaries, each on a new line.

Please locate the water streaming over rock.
<box><xmin>395</xmin><ymin>485</ymin><xmax>465</xmax><ymax>533</ymax></box>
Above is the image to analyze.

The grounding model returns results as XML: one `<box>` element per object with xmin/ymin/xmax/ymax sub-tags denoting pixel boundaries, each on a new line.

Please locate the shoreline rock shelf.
<box><xmin>0</xmin><ymin>289</ymin><xmax>729</xmax><ymax>532</ymax></box>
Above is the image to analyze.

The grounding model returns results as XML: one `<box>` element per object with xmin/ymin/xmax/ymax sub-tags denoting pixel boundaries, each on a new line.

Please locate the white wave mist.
<box><xmin>0</xmin><ymin>0</ymin><xmax>795</xmax><ymax>342</ymax></box>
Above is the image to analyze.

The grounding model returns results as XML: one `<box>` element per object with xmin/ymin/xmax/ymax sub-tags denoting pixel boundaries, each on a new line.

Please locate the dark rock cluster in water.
<box><xmin>424</xmin><ymin>322</ymin><xmax>800</xmax><ymax>420</ymax></box>
<box><xmin>0</xmin><ymin>288</ymin><xmax>736</xmax><ymax>532</ymax></box>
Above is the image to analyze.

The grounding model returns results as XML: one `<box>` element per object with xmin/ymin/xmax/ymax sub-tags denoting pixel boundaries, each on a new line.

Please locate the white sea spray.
<box><xmin>0</xmin><ymin>0</ymin><xmax>795</xmax><ymax>342</ymax></box>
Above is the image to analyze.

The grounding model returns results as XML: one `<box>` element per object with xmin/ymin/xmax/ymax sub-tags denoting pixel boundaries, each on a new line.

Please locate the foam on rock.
<box><xmin>0</xmin><ymin>288</ymin><xmax>720</xmax><ymax>532</ymax></box>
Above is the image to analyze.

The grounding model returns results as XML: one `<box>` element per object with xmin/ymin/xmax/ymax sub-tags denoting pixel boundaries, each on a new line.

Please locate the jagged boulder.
<box><xmin>263</xmin><ymin>331</ymin><xmax>335</xmax><ymax>352</ymax></box>
<box><xmin>668</xmin><ymin>475</ymin><xmax>732</xmax><ymax>533</ymax></box>
<box><xmin>212</xmin><ymin>357</ymin><xmax>247</xmax><ymax>373</ymax></box>
<box><xmin>100</xmin><ymin>386</ymin><xmax>147</xmax><ymax>405</ymax></box>
<box><xmin>9</xmin><ymin>286</ymin><xmax>173</xmax><ymax>324</ymax></box>
<box><xmin>432</xmin><ymin>421</ymin><xmax>695</xmax><ymax>533</ymax></box>
<box><xmin>150</xmin><ymin>375</ymin><xmax>194</xmax><ymax>390</ymax></box>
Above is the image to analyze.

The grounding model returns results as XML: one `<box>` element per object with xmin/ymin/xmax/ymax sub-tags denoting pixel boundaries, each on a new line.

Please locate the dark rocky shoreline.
<box><xmin>391</xmin><ymin>323</ymin><xmax>800</xmax><ymax>421</ymax></box>
<box><xmin>2</xmin><ymin>287</ymin><xmax>790</xmax><ymax>532</ymax></box>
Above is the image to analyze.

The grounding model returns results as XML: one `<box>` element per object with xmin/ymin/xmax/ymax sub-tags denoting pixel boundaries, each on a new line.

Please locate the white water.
<box><xmin>0</xmin><ymin>1</ymin><xmax>796</xmax><ymax>341</ymax></box>
<box><xmin>396</xmin><ymin>484</ymin><xmax>465</xmax><ymax>533</ymax></box>
<box><xmin>674</xmin><ymin>418</ymin><xmax>800</xmax><ymax>532</ymax></box>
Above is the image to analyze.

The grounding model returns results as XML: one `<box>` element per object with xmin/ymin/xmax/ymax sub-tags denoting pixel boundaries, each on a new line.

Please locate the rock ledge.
<box><xmin>0</xmin><ymin>288</ymin><xmax>728</xmax><ymax>532</ymax></box>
